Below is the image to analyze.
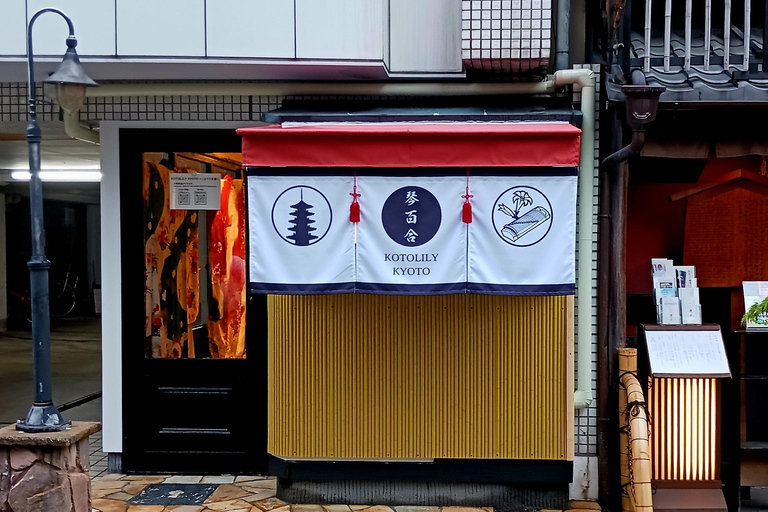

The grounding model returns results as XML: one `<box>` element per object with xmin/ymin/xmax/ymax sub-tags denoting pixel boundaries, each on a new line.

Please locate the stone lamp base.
<box><xmin>0</xmin><ymin>421</ymin><xmax>101</xmax><ymax>512</ymax></box>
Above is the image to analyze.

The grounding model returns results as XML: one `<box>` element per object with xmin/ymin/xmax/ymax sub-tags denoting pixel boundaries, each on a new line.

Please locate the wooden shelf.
<box><xmin>742</xmin><ymin>442</ymin><xmax>768</xmax><ymax>450</ymax></box>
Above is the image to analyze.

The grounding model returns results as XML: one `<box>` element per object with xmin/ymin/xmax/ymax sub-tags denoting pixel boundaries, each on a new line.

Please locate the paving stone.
<box><xmin>204</xmin><ymin>499</ymin><xmax>254</xmax><ymax>511</ymax></box>
<box><xmin>252</xmin><ymin>497</ymin><xmax>289</xmax><ymax>511</ymax></box>
<box><xmin>441</xmin><ymin>508</ymin><xmax>487</xmax><ymax>512</ymax></box>
<box><xmin>349</xmin><ymin>507</ymin><xmax>370</xmax><ymax>511</ymax></box>
<box><xmin>123</xmin><ymin>483</ymin><xmax>149</xmax><ymax>495</ymax></box>
<box><xmin>97</xmin><ymin>473</ymin><xmax>127</xmax><ymax>481</ymax></box>
<box><xmin>201</xmin><ymin>476</ymin><xmax>236</xmax><ymax>484</ymax></box>
<box><xmin>165</xmin><ymin>476</ymin><xmax>204</xmax><ymax>484</ymax></box>
<box><xmin>126</xmin><ymin>506</ymin><xmax>165</xmax><ymax>512</ymax></box>
<box><xmin>324</xmin><ymin>506</ymin><xmax>351</xmax><ymax>512</ymax></box>
<box><xmin>206</xmin><ymin>484</ymin><xmax>251</xmax><ymax>503</ymax></box>
<box><xmin>394</xmin><ymin>507</ymin><xmax>439</xmax><ymax>512</ymax></box>
<box><xmin>363</xmin><ymin>507</ymin><xmax>394</xmax><ymax>512</ymax></box>
<box><xmin>241</xmin><ymin>489</ymin><xmax>276</xmax><ymax>503</ymax></box>
<box><xmin>95</xmin><ymin>487</ymin><xmax>124</xmax><ymax>498</ymax></box>
<box><xmin>122</xmin><ymin>477</ymin><xmax>168</xmax><ymax>484</ymax></box>
<box><xmin>93</xmin><ymin>498</ymin><xmax>129</xmax><ymax>512</ymax></box>
<box><xmin>240</xmin><ymin>479</ymin><xmax>275</xmax><ymax>489</ymax></box>
<box><xmin>234</xmin><ymin>476</ymin><xmax>266</xmax><ymax>483</ymax></box>
<box><xmin>108</xmin><ymin>491</ymin><xmax>139</xmax><ymax>501</ymax></box>
<box><xmin>292</xmin><ymin>505</ymin><xmax>325</xmax><ymax>512</ymax></box>
<box><xmin>94</xmin><ymin>480</ymin><xmax>129</xmax><ymax>491</ymax></box>
<box><xmin>166</xmin><ymin>506</ymin><xmax>204</xmax><ymax>512</ymax></box>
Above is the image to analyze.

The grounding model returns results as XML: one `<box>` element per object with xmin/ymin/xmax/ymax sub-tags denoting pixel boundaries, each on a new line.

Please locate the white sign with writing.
<box><xmin>170</xmin><ymin>173</ymin><xmax>221</xmax><ymax>210</ymax></box>
<box><xmin>645</xmin><ymin>328</ymin><xmax>731</xmax><ymax>378</ymax></box>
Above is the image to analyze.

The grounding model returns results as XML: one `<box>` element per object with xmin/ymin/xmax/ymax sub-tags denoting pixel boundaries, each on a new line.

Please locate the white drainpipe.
<box><xmin>74</xmin><ymin>69</ymin><xmax>596</xmax><ymax>409</ymax></box>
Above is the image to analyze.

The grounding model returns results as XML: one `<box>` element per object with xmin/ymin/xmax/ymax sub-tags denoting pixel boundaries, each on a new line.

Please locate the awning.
<box><xmin>238</xmin><ymin>122</ymin><xmax>581</xmax><ymax>168</ymax></box>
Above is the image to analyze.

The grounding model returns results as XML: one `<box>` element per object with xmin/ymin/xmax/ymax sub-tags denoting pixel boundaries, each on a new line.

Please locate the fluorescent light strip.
<box><xmin>11</xmin><ymin>170</ymin><xmax>102</xmax><ymax>182</ymax></box>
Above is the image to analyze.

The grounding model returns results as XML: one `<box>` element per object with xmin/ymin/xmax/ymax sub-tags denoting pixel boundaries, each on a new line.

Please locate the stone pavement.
<box><xmin>91</xmin><ymin>474</ymin><xmax>503</xmax><ymax>512</ymax></box>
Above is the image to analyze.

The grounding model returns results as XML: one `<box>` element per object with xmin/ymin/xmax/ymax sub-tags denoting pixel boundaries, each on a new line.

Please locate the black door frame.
<box><xmin>119</xmin><ymin>128</ymin><xmax>268</xmax><ymax>474</ymax></box>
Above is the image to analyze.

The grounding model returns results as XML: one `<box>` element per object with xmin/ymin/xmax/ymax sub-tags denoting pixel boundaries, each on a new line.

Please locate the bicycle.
<box><xmin>50</xmin><ymin>265</ymin><xmax>79</xmax><ymax>318</ymax></box>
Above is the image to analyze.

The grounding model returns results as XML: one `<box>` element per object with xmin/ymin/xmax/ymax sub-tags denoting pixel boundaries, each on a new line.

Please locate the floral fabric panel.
<box><xmin>208</xmin><ymin>175</ymin><xmax>247</xmax><ymax>359</ymax></box>
<box><xmin>144</xmin><ymin>154</ymin><xmax>200</xmax><ymax>358</ymax></box>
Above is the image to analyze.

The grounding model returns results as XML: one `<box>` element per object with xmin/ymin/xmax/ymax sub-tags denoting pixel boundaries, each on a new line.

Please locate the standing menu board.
<box><xmin>642</xmin><ymin>325</ymin><xmax>731</xmax><ymax>378</ymax></box>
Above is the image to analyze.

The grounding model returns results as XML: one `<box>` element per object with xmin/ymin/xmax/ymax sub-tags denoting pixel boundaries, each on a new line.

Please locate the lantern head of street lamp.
<box><xmin>44</xmin><ymin>36</ymin><xmax>97</xmax><ymax>115</ymax></box>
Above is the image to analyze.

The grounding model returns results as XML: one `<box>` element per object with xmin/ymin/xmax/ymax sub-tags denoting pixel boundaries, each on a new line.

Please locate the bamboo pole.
<box><xmin>619</xmin><ymin>348</ymin><xmax>654</xmax><ymax>512</ymax></box>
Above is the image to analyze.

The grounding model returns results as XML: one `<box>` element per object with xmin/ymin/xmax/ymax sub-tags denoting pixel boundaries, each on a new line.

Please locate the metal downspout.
<box><xmin>554</xmin><ymin>69</ymin><xmax>596</xmax><ymax>409</ymax></box>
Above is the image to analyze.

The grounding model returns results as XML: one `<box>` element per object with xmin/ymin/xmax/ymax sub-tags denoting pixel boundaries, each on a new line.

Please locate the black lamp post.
<box><xmin>17</xmin><ymin>8</ymin><xmax>97</xmax><ymax>433</ymax></box>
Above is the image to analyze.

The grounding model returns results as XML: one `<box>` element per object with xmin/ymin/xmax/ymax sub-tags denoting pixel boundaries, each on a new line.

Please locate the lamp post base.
<box><xmin>16</xmin><ymin>403</ymin><xmax>72</xmax><ymax>433</ymax></box>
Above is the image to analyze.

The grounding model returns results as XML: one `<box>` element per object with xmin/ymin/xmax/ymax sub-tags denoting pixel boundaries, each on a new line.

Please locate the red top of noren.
<box><xmin>238</xmin><ymin>122</ymin><xmax>581</xmax><ymax>168</ymax></box>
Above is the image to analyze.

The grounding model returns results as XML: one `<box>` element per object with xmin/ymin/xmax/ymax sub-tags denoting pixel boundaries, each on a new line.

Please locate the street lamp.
<box><xmin>17</xmin><ymin>9</ymin><xmax>97</xmax><ymax>433</ymax></box>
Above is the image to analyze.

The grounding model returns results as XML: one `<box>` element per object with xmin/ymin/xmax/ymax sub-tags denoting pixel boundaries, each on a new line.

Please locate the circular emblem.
<box><xmin>492</xmin><ymin>186</ymin><xmax>553</xmax><ymax>247</ymax></box>
<box><xmin>271</xmin><ymin>185</ymin><xmax>332</xmax><ymax>246</ymax></box>
<box><xmin>381</xmin><ymin>186</ymin><xmax>441</xmax><ymax>247</ymax></box>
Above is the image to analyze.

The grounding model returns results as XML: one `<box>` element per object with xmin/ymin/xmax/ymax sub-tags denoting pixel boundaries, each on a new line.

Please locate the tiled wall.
<box><xmin>461</xmin><ymin>0</ymin><xmax>552</xmax><ymax>72</ymax></box>
<box><xmin>572</xmin><ymin>63</ymin><xmax>600</xmax><ymax>457</ymax></box>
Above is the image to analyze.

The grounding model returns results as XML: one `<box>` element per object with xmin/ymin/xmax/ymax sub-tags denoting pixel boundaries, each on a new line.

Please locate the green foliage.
<box><xmin>743</xmin><ymin>296</ymin><xmax>768</xmax><ymax>326</ymax></box>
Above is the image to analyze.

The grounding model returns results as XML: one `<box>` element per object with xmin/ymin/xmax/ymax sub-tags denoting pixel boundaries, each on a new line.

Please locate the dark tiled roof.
<box><xmin>608</xmin><ymin>29</ymin><xmax>768</xmax><ymax>103</ymax></box>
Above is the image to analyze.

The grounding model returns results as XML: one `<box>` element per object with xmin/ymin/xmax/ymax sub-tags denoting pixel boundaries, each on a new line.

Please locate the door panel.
<box><xmin>120</xmin><ymin>130</ymin><xmax>266</xmax><ymax>474</ymax></box>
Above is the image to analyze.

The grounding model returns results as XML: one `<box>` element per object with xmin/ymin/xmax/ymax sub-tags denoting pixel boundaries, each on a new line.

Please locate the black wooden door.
<box><xmin>120</xmin><ymin>129</ymin><xmax>267</xmax><ymax>474</ymax></box>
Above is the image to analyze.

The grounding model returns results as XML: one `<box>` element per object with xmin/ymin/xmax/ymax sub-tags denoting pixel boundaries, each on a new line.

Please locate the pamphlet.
<box><xmin>661</xmin><ymin>296</ymin><xmax>682</xmax><ymax>325</ymax></box>
<box><xmin>652</xmin><ymin>259</ymin><xmax>701</xmax><ymax>325</ymax></box>
<box><xmin>674</xmin><ymin>266</ymin><xmax>696</xmax><ymax>288</ymax></box>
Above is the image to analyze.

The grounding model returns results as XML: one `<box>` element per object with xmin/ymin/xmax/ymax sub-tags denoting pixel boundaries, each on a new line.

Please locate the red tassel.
<box><xmin>462</xmin><ymin>168</ymin><xmax>473</xmax><ymax>223</ymax></box>
<box><xmin>350</xmin><ymin>171</ymin><xmax>361</xmax><ymax>223</ymax></box>
<box><xmin>462</xmin><ymin>201</ymin><xmax>473</xmax><ymax>223</ymax></box>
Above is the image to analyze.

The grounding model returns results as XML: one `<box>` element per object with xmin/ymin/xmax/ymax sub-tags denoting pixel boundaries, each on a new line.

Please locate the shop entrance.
<box><xmin>120</xmin><ymin>129</ymin><xmax>267</xmax><ymax>473</ymax></box>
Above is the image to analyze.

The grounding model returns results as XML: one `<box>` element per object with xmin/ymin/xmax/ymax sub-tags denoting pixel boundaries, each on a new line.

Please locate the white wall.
<box><xmin>207</xmin><ymin>0</ymin><xmax>295</xmax><ymax>58</ymax></box>
<box><xmin>0</xmin><ymin>0</ymin><xmax>465</xmax><ymax>77</ymax></box>
<box><xmin>296</xmin><ymin>0</ymin><xmax>383</xmax><ymax>60</ymax></box>
<box><xmin>27</xmin><ymin>0</ymin><xmax>115</xmax><ymax>56</ymax></box>
<box><xmin>388</xmin><ymin>0</ymin><xmax>462</xmax><ymax>72</ymax></box>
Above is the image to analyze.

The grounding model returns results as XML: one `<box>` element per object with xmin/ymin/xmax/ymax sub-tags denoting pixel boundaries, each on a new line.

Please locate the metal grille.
<box><xmin>268</xmin><ymin>294</ymin><xmax>571</xmax><ymax>460</ymax></box>
<box><xmin>461</xmin><ymin>0</ymin><xmax>552</xmax><ymax>74</ymax></box>
<box><xmin>635</xmin><ymin>0</ymin><xmax>766</xmax><ymax>74</ymax></box>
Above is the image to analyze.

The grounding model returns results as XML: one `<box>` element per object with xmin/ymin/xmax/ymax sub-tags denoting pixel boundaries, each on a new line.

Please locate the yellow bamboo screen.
<box><xmin>268</xmin><ymin>294</ymin><xmax>572</xmax><ymax>460</ymax></box>
<box><xmin>649</xmin><ymin>378</ymin><xmax>720</xmax><ymax>481</ymax></box>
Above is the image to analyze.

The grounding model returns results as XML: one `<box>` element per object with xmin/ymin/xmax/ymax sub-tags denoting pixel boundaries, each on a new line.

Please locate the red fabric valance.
<box><xmin>238</xmin><ymin>122</ymin><xmax>581</xmax><ymax>168</ymax></box>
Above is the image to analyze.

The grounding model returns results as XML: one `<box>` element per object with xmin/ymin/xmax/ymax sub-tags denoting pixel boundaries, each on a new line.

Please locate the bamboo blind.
<box><xmin>267</xmin><ymin>294</ymin><xmax>572</xmax><ymax>460</ymax></box>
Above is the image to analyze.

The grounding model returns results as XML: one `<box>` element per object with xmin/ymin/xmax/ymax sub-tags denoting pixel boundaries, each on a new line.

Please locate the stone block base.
<box><xmin>277</xmin><ymin>479</ymin><xmax>569</xmax><ymax>511</ymax></box>
<box><xmin>0</xmin><ymin>421</ymin><xmax>101</xmax><ymax>512</ymax></box>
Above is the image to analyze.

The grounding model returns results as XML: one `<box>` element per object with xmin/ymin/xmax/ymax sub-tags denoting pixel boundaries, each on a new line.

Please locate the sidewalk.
<box><xmin>91</xmin><ymin>474</ymin><xmax>501</xmax><ymax>512</ymax></box>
